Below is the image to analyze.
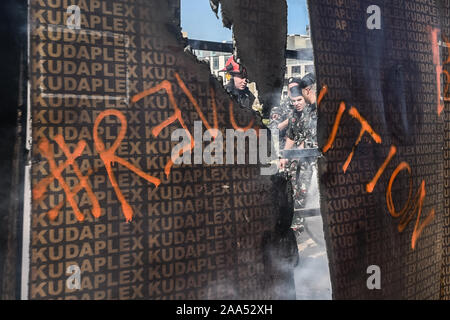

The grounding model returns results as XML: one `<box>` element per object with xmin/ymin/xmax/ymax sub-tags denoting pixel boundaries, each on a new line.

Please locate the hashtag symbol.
<box><xmin>33</xmin><ymin>134</ymin><xmax>101</xmax><ymax>222</ymax></box>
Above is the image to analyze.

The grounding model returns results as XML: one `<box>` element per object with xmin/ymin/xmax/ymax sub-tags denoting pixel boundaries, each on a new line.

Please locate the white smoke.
<box><xmin>294</xmin><ymin>166</ymin><xmax>332</xmax><ymax>300</ymax></box>
<box><xmin>305</xmin><ymin>164</ymin><xmax>320</xmax><ymax>209</ymax></box>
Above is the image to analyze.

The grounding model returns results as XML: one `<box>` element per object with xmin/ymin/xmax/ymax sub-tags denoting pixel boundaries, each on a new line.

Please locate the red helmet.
<box><xmin>220</xmin><ymin>56</ymin><xmax>247</xmax><ymax>77</ymax></box>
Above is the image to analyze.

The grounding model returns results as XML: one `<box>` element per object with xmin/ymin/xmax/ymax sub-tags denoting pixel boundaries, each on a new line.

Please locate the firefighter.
<box><xmin>221</xmin><ymin>56</ymin><xmax>255</xmax><ymax>110</ymax></box>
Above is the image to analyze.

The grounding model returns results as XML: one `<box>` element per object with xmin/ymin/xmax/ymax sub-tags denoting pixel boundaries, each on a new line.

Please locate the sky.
<box><xmin>181</xmin><ymin>0</ymin><xmax>310</xmax><ymax>42</ymax></box>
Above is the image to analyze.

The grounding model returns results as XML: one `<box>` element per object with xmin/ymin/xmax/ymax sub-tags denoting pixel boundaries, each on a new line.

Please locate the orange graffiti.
<box><xmin>386</xmin><ymin>164</ymin><xmax>435</xmax><ymax>250</ymax></box>
<box><xmin>323</xmin><ymin>93</ymin><xmax>435</xmax><ymax>249</ymax></box>
<box><xmin>410</xmin><ymin>184</ymin><xmax>436</xmax><ymax>250</ymax></box>
<box><xmin>343</xmin><ymin>107</ymin><xmax>382</xmax><ymax>173</ymax></box>
<box><xmin>430</xmin><ymin>27</ymin><xmax>444</xmax><ymax>116</ymax></box>
<box><xmin>46</xmin><ymin>168</ymin><xmax>95</xmax><ymax>221</ymax></box>
<box><xmin>317</xmin><ymin>85</ymin><xmax>328</xmax><ymax>107</ymax></box>
<box><xmin>386</xmin><ymin>162</ymin><xmax>413</xmax><ymax>218</ymax></box>
<box><xmin>93</xmin><ymin>109</ymin><xmax>161</xmax><ymax>222</ymax></box>
<box><xmin>366</xmin><ymin>145</ymin><xmax>397</xmax><ymax>193</ymax></box>
<box><xmin>33</xmin><ymin>135</ymin><xmax>100</xmax><ymax>222</ymax></box>
<box><xmin>443</xmin><ymin>70</ymin><xmax>450</xmax><ymax>103</ymax></box>
<box><xmin>430</xmin><ymin>27</ymin><xmax>450</xmax><ymax>116</ymax></box>
<box><xmin>175</xmin><ymin>73</ymin><xmax>219</xmax><ymax>138</ymax></box>
<box><xmin>34</xmin><ymin>73</ymin><xmax>271</xmax><ymax>223</ymax></box>
<box><xmin>323</xmin><ymin>101</ymin><xmax>346</xmax><ymax>153</ymax></box>
<box><xmin>442</xmin><ymin>33</ymin><xmax>450</xmax><ymax>103</ymax></box>
<box><xmin>131</xmin><ymin>79</ymin><xmax>194</xmax><ymax>177</ymax></box>
<box><xmin>132</xmin><ymin>72</ymin><xmax>257</xmax><ymax>173</ymax></box>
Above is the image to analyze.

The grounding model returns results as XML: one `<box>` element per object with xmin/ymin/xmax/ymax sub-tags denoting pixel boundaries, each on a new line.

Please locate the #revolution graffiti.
<box><xmin>33</xmin><ymin>73</ymin><xmax>259</xmax><ymax>223</ymax></box>
<box><xmin>33</xmin><ymin>24</ymin><xmax>449</xmax><ymax>251</ymax></box>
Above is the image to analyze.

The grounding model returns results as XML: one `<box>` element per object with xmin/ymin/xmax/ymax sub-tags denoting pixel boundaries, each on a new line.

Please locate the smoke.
<box><xmin>294</xmin><ymin>220</ymin><xmax>332</xmax><ymax>298</ymax></box>
<box><xmin>294</xmin><ymin>233</ymin><xmax>332</xmax><ymax>300</ymax></box>
<box><xmin>294</xmin><ymin>165</ymin><xmax>332</xmax><ymax>300</ymax></box>
<box><xmin>286</xmin><ymin>48</ymin><xmax>314</xmax><ymax>61</ymax></box>
<box><xmin>205</xmin><ymin>279</ymin><xmax>239</xmax><ymax>300</ymax></box>
<box><xmin>305</xmin><ymin>164</ymin><xmax>320</xmax><ymax>209</ymax></box>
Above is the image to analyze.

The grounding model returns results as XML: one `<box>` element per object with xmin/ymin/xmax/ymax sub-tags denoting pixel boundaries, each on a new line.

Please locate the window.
<box><xmin>213</xmin><ymin>56</ymin><xmax>219</xmax><ymax>70</ymax></box>
<box><xmin>291</xmin><ymin>66</ymin><xmax>301</xmax><ymax>74</ymax></box>
<box><xmin>305</xmin><ymin>64</ymin><xmax>315</xmax><ymax>74</ymax></box>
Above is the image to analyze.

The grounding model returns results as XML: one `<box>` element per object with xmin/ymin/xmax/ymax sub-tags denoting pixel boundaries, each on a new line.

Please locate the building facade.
<box><xmin>191</xmin><ymin>33</ymin><xmax>314</xmax><ymax>106</ymax></box>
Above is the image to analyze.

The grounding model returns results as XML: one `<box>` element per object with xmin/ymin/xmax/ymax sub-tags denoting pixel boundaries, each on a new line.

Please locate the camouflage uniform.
<box><xmin>285</xmin><ymin>103</ymin><xmax>318</xmax><ymax>211</ymax></box>
<box><xmin>269</xmin><ymin>98</ymin><xmax>294</xmax><ymax>151</ymax></box>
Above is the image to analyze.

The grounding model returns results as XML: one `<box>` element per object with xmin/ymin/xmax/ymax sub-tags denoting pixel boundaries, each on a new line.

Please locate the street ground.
<box><xmin>294</xmin><ymin>215</ymin><xmax>332</xmax><ymax>300</ymax></box>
